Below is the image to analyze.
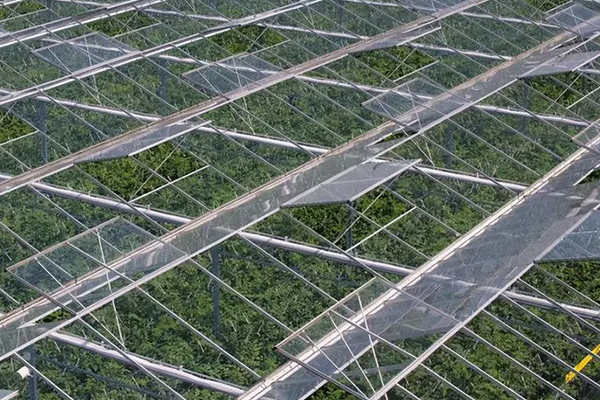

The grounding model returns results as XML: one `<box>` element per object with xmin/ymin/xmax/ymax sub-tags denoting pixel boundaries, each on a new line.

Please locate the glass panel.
<box><xmin>34</xmin><ymin>33</ymin><xmax>136</xmax><ymax>73</ymax></box>
<box><xmin>398</xmin><ymin>0</ymin><xmax>465</xmax><ymax>14</ymax></box>
<box><xmin>546</xmin><ymin>2</ymin><xmax>600</xmax><ymax>38</ymax></box>
<box><xmin>283</xmin><ymin>160</ymin><xmax>418</xmax><ymax>207</ymax></box>
<box><xmin>0</xmin><ymin>322</ymin><xmax>60</xmax><ymax>357</ymax></box>
<box><xmin>572</xmin><ymin>120</ymin><xmax>600</xmax><ymax>154</ymax></box>
<box><xmin>7</xmin><ymin>218</ymin><xmax>156</xmax><ymax>294</ymax></box>
<box><xmin>362</xmin><ymin>77</ymin><xmax>450</xmax><ymax>128</ymax></box>
<box><xmin>541</xmin><ymin>210</ymin><xmax>600</xmax><ymax>262</ymax></box>
<box><xmin>277</xmin><ymin>278</ymin><xmax>453</xmax><ymax>399</ymax></box>
<box><xmin>182</xmin><ymin>53</ymin><xmax>282</xmax><ymax>94</ymax></box>
<box><xmin>348</xmin><ymin>24</ymin><xmax>441</xmax><ymax>54</ymax></box>
<box><xmin>521</xmin><ymin>50</ymin><xmax>600</xmax><ymax>78</ymax></box>
<box><xmin>79</xmin><ymin>122</ymin><xmax>204</xmax><ymax>162</ymax></box>
<box><xmin>371</xmin><ymin>46</ymin><xmax>570</xmax><ymax>139</ymax></box>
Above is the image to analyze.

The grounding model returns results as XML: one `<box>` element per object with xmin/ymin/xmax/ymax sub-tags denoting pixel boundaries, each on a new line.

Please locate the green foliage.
<box><xmin>354</xmin><ymin>46</ymin><xmax>435</xmax><ymax>82</ymax></box>
<box><xmin>0</xmin><ymin>109</ymin><xmax>34</xmax><ymax>142</ymax></box>
<box><xmin>0</xmin><ymin>0</ymin><xmax>44</xmax><ymax>20</ymax></box>
<box><xmin>580</xmin><ymin>169</ymin><xmax>600</xmax><ymax>185</ymax></box>
<box><xmin>211</xmin><ymin>26</ymin><xmax>287</xmax><ymax>54</ymax></box>
<box><xmin>87</xmin><ymin>11</ymin><xmax>155</xmax><ymax>36</ymax></box>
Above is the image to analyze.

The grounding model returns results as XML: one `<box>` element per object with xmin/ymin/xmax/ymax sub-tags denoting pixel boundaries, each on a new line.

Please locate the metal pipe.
<box><xmin>240</xmin><ymin>231</ymin><xmax>412</xmax><ymax>275</ymax></box>
<box><xmin>415</xmin><ymin>166</ymin><xmax>527</xmax><ymax>191</ymax></box>
<box><xmin>406</xmin><ymin>42</ymin><xmax>512</xmax><ymax>61</ymax></box>
<box><xmin>507</xmin><ymin>291</ymin><xmax>600</xmax><ymax>320</ymax></box>
<box><xmin>47</xmin><ymin>332</ymin><xmax>245</xmax><ymax>397</ymax></box>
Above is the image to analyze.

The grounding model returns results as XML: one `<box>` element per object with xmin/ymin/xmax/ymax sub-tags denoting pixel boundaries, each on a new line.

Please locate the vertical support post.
<box><xmin>37</xmin><ymin>101</ymin><xmax>48</xmax><ymax>165</ymax></box>
<box><xmin>347</xmin><ymin>201</ymin><xmax>355</xmax><ymax>254</ymax></box>
<box><xmin>336</xmin><ymin>0</ymin><xmax>345</xmax><ymax>26</ymax></box>
<box><xmin>444</xmin><ymin>124</ymin><xmax>455</xmax><ymax>169</ymax></box>
<box><xmin>157</xmin><ymin>59</ymin><xmax>168</xmax><ymax>115</ymax></box>
<box><xmin>210</xmin><ymin>247</ymin><xmax>221</xmax><ymax>340</ymax></box>
<box><xmin>521</xmin><ymin>91</ymin><xmax>533</xmax><ymax>140</ymax></box>
<box><xmin>26</xmin><ymin>346</ymin><xmax>38</xmax><ymax>400</ymax></box>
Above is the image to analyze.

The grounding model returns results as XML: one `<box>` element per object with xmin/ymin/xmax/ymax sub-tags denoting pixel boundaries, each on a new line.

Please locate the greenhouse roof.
<box><xmin>1</xmin><ymin>0</ymin><xmax>600</xmax><ymax>399</ymax></box>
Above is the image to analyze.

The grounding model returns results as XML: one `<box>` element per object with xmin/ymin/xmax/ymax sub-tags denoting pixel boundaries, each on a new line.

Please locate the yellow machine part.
<box><xmin>565</xmin><ymin>342</ymin><xmax>600</xmax><ymax>383</ymax></box>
